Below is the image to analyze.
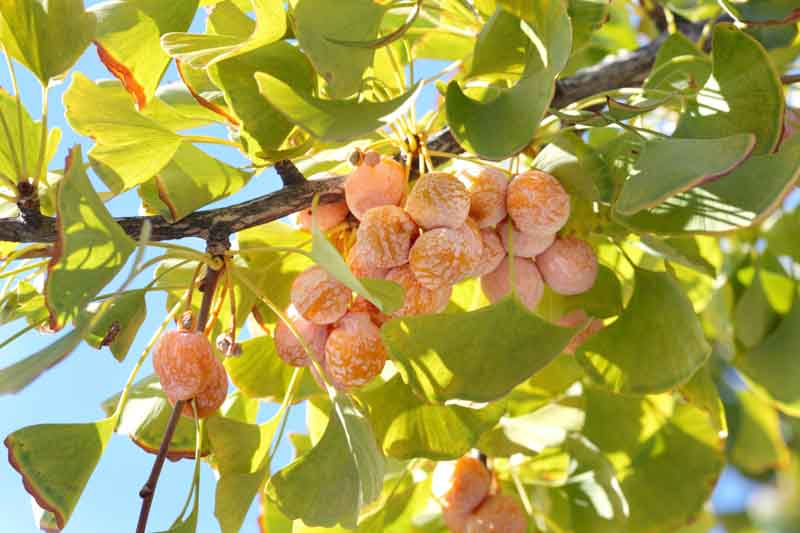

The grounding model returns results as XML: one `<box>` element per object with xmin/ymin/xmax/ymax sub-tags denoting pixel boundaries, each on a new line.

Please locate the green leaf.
<box><xmin>675</xmin><ymin>24</ymin><xmax>784</xmax><ymax>156</ymax></box>
<box><xmin>0</xmin><ymin>89</ymin><xmax>47</xmax><ymax>183</ymax></box>
<box><xmin>532</xmin><ymin>131</ymin><xmax>606</xmax><ymax>201</ymax></box>
<box><xmin>64</xmin><ymin>74</ymin><xmax>183</xmax><ymax>193</ymax></box>
<box><xmin>679</xmin><ymin>362</ymin><xmax>727</xmax><ymax>435</ymax></box>
<box><xmin>223</xmin><ymin>336</ymin><xmax>320</xmax><ymax>402</ymax></box>
<box><xmin>577</xmin><ymin>268</ymin><xmax>711</xmax><ymax>394</ymax></box>
<box><xmin>734</xmin><ymin>268</ymin><xmax>778</xmax><ymax>349</ymax></box>
<box><xmin>255</xmin><ymin>73</ymin><xmax>422</xmax><ymax>144</ymax></box>
<box><xmin>582</xmin><ymin>388</ymin><xmax>724</xmax><ymax>533</ymax></box>
<box><xmin>639</xmin><ymin>236</ymin><xmax>717</xmax><ymax>277</ymax></box>
<box><xmin>382</xmin><ymin>297</ymin><xmax>578</xmax><ymax>402</ymax></box>
<box><xmin>267</xmin><ymin>395</ymin><xmax>385</xmax><ymax>529</ymax></box>
<box><xmin>615</xmin><ymin>134</ymin><xmax>756</xmax><ymax>216</ymax></box>
<box><xmin>139</xmin><ymin>143</ymin><xmax>252</xmax><ymax>222</ymax></box>
<box><xmin>90</xmin><ymin>0</ymin><xmax>199</xmax><ymax>107</ymax></box>
<box><xmin>288</xmin><ymin>0</ymin><xmax>387</xmax><ymax>98</ymax></box>
<box><xmin>0</xmin><ymin>0</ymin><xmax>95</xmax><ymax>82</ymax></box>
<box><xmin>101</xmin><ymin>375</ymin><xmax>209</xmax><ymax>459</ymax></box>
<box><xmin>569</xmin><ymin>0</ymin><xmax>611</xmax><ymax>51</ymax></box>
<box><xmin>726</xmin><ymin>388</ymin><xmax>790</xmax><ymax>475</ymax></box>
<box><xmin>4</xmin><ymin>418</ymin><xmax>115</xmax><ymax>530</ymax></box>
<box><xmin>45</xmin><ymin>145</ymin><xmax>136</xmax><ymax>328</ymax></box>
<box><xmin>310</xmin><ymin>213</ymin><xmax>404</xmax><ymax>314</ymax></box>
<box><xmin>613</xmin><ymin>131</ymin><xmax>800</xmax><ymax>235</ymax></box>
<box><xmin>85</xmin><ymin>290</ymin><xmax>147</xmax><ymax>361</ymax></box>
<box><xmin>161</xmin><ymin>0</ymin><xmax>287</xmax><ymax>68</ymax></box>
<box><xmin>736</xmin><ymin>295</ymin><xmax>800</xmax><ymax>417</ymax></box>
<box><xmin>644</xmin><ymin>32</ymin><xmax>710</xmax><ymax>94</ymax></box>
<box><xmin>211</xmin><ymin>41</ymin><xmax>315</xmax><ymax>153</ymax></box>
<box><xmin>537</xmin><ymin>265</ymin><xmax>623</xmax><ymax>320</ymax></box>
<box><xmin>469</xmin><ymin>8</ymin><xmax>529</xmax><ymax>80</ymax></box>
<box><xmin>357</xmin><ymin>375</ymin><xmax>505</xmax><ymax>460</ymax></box>
<box><xmin>719</xmin><ymin>0</ymin><xmax>800</xmax><ymax>24</ymax></box>
<box><xmin>446</xmin><ymin>0</ymin><xmax>572</xmax><ymax>160</ymax></box>
<box><xmin>766</xmin><ymin>209</ymin><xmax>800</xmax><ymax>262</ymax></box>
<box><xmin>0</xmin><ymin>326</ymin><xmax>85</xmax><ymax>395</ymax></box>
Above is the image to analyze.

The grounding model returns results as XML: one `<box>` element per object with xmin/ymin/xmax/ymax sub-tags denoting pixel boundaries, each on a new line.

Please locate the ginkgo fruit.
<box><xmin>458</xmin><ymin>166</ymin><xmax>508</xmax><ymax>228</ymax></box>
<box><xmin>481</xmin><ymin>256</ymin><xmax>544</xmax><ymax>310</ymax></box>
<box><xmin>290</xmin><ymin>266</ymin><xmax>351</xmax><ymax>325</ymax></box>
<box><xmin>409</xmin><ymin>227</ymin><xmax>473</xmax><ymax>288</ymax></box>
<box><xmin>464</xmin><ymin>494</ymin><xmax>527</xmax><ymax>533</ymax></box>
<box><xmin>537</xmin><ymin>237</ymin><xmax>598</xmax><ymax>295</ymax></box>
<box><xmin>344</xmin><ymin>152</ymin><xmax>407</xmax><ymax>219</ymax></box>
<box><xmin>439</xmin><ymin>457</ymin><xmax>492</xmax><ymax>515</ymax></box>
<box><xmin>153</xmin><ymin>328</ymin><xmax>218</xmax><ymax>402</ymax></box>
<box><xmin>497</xmin><ymin>218</ymin><xmax>555</xmax><ymax>258</ymax></box>
<box><xmin>274</xmin><ymin>305</ymin><xmax>329</xmax><ymax>367</ymax></box>
<box><xmin>386</xmin><ymin>264</ymin><xmax>451</xmax><ymax>317</ymax></box>
<box><xmin>296</xmin><ymin>199</ymin><xmax>350</xmax><ymax>232</ymax></box>
<box><xmin>171</xmin><ymin>357</ymin><xmax>228</xmax><ymax>419</ymax></box>
<box><xmin>355</xmin><ymin>205</ymin><xmax>418</xmax><ymax>268</ymax></box>
<box><xmin>506</xmin><ymin>170</ymin><xmax>570</xmax><ymax>235</ymax></box>
<box><xmin>405</xmin><ymin>172</ymin><xmax>471</xmax><ymax>230</ymax></box>
<box><xmin>347</xmin><ymin>242</ymin><xmax>389</xmax><ymax>279</ymax></box>
<box><xmin>324</xmin><ymin>312</ymin><xmax>387</xmax><ymax>390</ymax></box>
<box><xmin>472</xmin><ymin>229</ymin><xmax>505</xmax><ymax>277</ymax></box>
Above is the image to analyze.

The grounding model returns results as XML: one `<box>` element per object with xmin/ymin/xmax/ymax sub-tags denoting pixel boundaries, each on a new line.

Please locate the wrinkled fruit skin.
<box><xmin>405</xmin><ymin>172</ymin><xmax>470</xmax><ymax>230</ymax></box>
<box><xmin>497</xmin><ymin>218</ymin><xmax>554</xmax><ymax>258</ymax></box>
<box><xmin>537</xmin><ymin>237</ymin><xmax>598</xmax><ymax>295</ymax></box>
<box><xmin>459</xmin><ymin>166</ymin><xmax>508</xmax><ymax>228</ymax></box>
<box><xmin>345</xmin><ymin>157</ymin><xmax>407</xmax><ymax>219</ymax></box>
<box><xmin>464</xmin><ymin>494</ymin><xmax>527</xmax><ymax>533</ymax></box>
<box><xmin>472</xmin><ymin>229</ymin><xmax>505</xmax><ymax>277</ymax></box>
<box><xmin>290</xmin><ymin>266</ymin><xmax>351</xmax><ymax>325</ymax></box>
<box><xmin>153</xmin><ymin>329</ymin><xmax>217</xmax><ymax>401</ymax></box>
<box><xmin>296</xmin><ymin>199</ymin><xmax>350</xmax><ymax>232</ymax></box>
<box><xmin>410</xmin><ymin>227</ymin><xmax>475</xmax><ymax>288</ymax></box>
<box><xmin>325</xmin><ymin>312</ymin><xmax>387</xmax><ymax>390</ymax></box>
<box><xmin>274</xmin><ymin>305</ymin><xmax>329</xmax><ymax>367</ymax></box>
<box><xmin>443</xmin><ymin>457</ymin><xmax>492</xmax><ymax>515</ymax></box>
<box><xmin>386</xmin><ymin>264</ymin><xmax>452</xmax><ymax>317</ymax></box>
<box><xmin>355</xmin><ymin>205</ymin><xmax>418</xmax><ymax>268</ymax></box>
<box><xmin>347</xmin><ymin>243</ymin><xmax>390</xmax><ymax>279</ymax></box>
<box><xmin>506</xmin><ymin>170</ymin><xmax>570</xmax><ymax>235</ymax></box>
<box><xmin>172</xmin><ymin>357</ymin><xmax>228</xmax><ymax>419</ymax></box>
<box><xmin>481</xmin><ymin>256</ymin><xmax>544</xmax><ymax>311</ymax></box>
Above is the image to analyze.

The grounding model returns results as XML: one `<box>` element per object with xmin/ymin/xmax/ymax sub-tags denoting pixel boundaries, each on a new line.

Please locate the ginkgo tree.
<box><xmin>1</xmin><ymin>0</ymin><xmax>800</xmax><ymax>531</ymax></box>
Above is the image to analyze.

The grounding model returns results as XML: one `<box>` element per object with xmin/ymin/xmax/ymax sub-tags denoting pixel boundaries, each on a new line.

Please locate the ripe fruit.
<box><xmin>458</xmin><ymin>166</ymin><xmax>508</xmax><ymax>228</ymax></box>
<box><xmin>172</xmin><ymin>358</ymin><xmax>228</xmax><ymax>419</ymax></box>
<box><xmin>324</xmin><ymin>312</ymin><xmax>387</xmax><ymax>390</ymax></box>
<box><xmin>355</xmin><ymin>205</ymin><xmax>418</xmax><ymax>268</ymax></box>
<box><xmin>344</xmin><ymin>154</ymin><xmax>407</xmax><ymax>219</ymax></box>
<box><xmin>296</xmin><ymin>199</ymin><xmax>350</xmax><ymax>232</ymax></box>
<box><xmin>274</xmin><ymin>305</ymin><xmax>329</xmax><ymax>367</ymax></box>
<box><xmin>409</xmin><ymin>227</ymin><xmax>474</xmax><ymax>288</ymax></box>
<box><xmin>405</xmin><ymin>172</ymin><xmax>470</xmax><ymax>230</ymax></box>
<box><xmin>153</xmin><ymin>328</ymin><xmax>217</xmax><ymax>401</ymax></box>
<box><xmin>537</xmin><ymin>237</ymin><xmax>598</xmax><ymax>295</ymax></box>
<box><xmin>556</xmin><ymin>309</ymin><xmax>604</xmax><ymax>354</ymax></box>
<box><xmin>455</xmin><ymin>219</ymin><xmax>485</xmax><ymax>280</ymax></box>
<box><xmin>347</xmin><ymin>243</ymin><xmax>389</xmax><ymax>279</ymax></box>
<box><xmin>506</xmin><ymin>170</ymin><xmax>570</xmax><ymax>235</ymax></box>
<box><xmin>442</xmin><ymin>507</ymin><xmax>470</xmax><ymax>533</ymax></box>
<box><xmin>290</xmin><ymin>266</ymin><xmax>351</xmax><ymax>325</ymax></box>
<box><xmin>350</xmin><ymin>295</ymin><xmax>391</xmax><ymax>326</ymax></box>
<box><xmin>497</xmin><ymin>219</ymin><xmax>555</xmax><ymax>258</ymax></box>
<box><xmin>472</xmin><ymin>229</ymin><xmax>505</xmax><ymax>277</ymax></box>
<box><xmin>464</xmin><ymin>494</ymin><xmax>527</xmax><ymax>533</ymax></box>
<box><xmin>386</xmin><ymin>264</ymin><xmax>451</xmax><ymax>317</ymax></box>
<box><xmin>433</xmin><ymin>457</ymin><xmax>492</xmax><ymax>516</ymax></box>
<box><xmin>481</xmin><ymin>256</ymin><xmax>544</xmax><ymax>310</ymax></box>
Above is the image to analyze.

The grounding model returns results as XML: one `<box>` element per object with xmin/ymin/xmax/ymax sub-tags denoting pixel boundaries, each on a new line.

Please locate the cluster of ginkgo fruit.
<box><xmin>277</xmin><ymin>151</ymin><xmax>602</xmax><ymax>391</ymax></box>
<box><xmin>435</xmin><ymin>455</ymin><xmax>527</xmax><ymax>533</ymax></box>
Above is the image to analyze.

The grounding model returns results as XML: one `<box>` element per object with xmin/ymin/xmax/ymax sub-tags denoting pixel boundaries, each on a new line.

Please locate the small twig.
<box><xmin>782</xmin><ymin>73</ymin><xmax>800</xmax><ymax>85</ymax></box>
<box><xmin>274</xmin><ymin>159</ymin><xmax>306</xmax><ymax>187</ymax></box>
<box><xmin>136</xmin><ymin>259</ymin><xmax>222</xmax><ymax>533</ymax></box>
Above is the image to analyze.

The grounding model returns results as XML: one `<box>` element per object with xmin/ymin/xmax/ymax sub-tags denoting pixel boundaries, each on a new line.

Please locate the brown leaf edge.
<box><xmin>176</xmin><ymin>59</ymin><xmax>240</xmax><ymax>126</ymax></box>
<box><xmin>95</xmin><ymin>42</ymin><xmax>147</xmax><ymax>110</ymax></box>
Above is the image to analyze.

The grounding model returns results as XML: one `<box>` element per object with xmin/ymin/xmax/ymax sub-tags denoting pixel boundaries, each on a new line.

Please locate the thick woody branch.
<box><xmin>0</xmin><ymin>28</ymin><xmax>700</xmax><ymax>245</ymax></box>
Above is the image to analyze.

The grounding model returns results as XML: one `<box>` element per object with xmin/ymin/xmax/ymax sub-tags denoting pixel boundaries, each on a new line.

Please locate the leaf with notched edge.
<box><xmin>4</xmin><ymin>418</ymin><xmax>115</xmax><ymax>531</ymax></box>
<box><xmin>45</xmin><ymin>146</ymin><xmax>136</xmax><ymax>329</ymax></box>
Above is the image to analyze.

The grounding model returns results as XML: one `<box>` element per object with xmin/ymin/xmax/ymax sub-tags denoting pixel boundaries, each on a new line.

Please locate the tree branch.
<box><xmin>0</xmin><ymin>28</ymin><xmax>698</xmax><ymax>245</ymax></box>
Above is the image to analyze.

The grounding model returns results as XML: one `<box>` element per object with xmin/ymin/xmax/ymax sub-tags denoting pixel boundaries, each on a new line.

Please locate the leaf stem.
<box><xmin>33</xmin><ymin>85</ymin><xmax>49</xmax><ymax>188</ymax></box>
<box><xmin>182</xmin><ymin>134</ymin><xmax>241</xmax><ymax>148</ymax></box>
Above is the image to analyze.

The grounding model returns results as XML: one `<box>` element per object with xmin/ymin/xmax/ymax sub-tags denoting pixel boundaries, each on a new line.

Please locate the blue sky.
<box><xmin>0</xmin><ymin>3</ymin><xmax>759</xmax><ymax>532</ymax></box>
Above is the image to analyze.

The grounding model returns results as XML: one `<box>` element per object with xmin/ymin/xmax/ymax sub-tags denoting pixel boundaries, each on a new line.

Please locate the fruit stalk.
<box><xmin>135</xmin><ymin>262</ymin><xmax>222</xmax><ymax>533</ymax></box>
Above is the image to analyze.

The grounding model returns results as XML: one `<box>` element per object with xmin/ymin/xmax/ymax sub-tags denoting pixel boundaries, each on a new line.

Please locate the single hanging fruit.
<box><xmin>153</xmin><ymin>327</ymin><xmax>217</xmax><ymax>402</ymax></box>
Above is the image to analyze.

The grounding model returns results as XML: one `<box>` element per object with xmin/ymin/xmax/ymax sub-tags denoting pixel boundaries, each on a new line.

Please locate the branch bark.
<box><xmin>0</xmin><ymin>29</ymin><xmax>694</xmax><ymax>245</ymax></box>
